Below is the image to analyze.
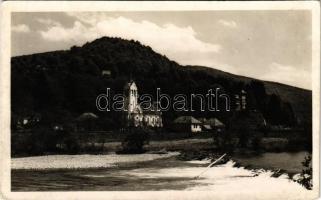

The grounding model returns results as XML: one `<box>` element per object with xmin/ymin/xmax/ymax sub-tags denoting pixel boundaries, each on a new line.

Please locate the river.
<box><xmin>11</xmin><ymin>151</ymin><xmax>313</xmax><ymax>199</ymax></box>
<box><xmin>232</xmin><ymin>151</ymin><xmax>310</xmax><ymax>174</ymax></box>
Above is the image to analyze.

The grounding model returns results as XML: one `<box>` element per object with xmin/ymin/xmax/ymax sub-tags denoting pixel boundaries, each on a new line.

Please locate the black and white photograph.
<box><xmin>0</xmin><ymin>1</ymin><xmax>320</xmax><ymax>200</ymax></box>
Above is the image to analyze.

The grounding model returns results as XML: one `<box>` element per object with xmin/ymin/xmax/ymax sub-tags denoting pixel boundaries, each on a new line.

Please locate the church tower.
<box><xmin>126</xmin><ymin>81</ymin><xmax>138</xmax><ymax>113</ymax></box>
<box><xmin>123</xmin><ymin>80</ymin><xmax>163</xmax><ymax>129</ymax></box>
<box><xmin>123</xmin><ymin>81</ymin><xmax>143</xmax><ymax>127</ymax></box>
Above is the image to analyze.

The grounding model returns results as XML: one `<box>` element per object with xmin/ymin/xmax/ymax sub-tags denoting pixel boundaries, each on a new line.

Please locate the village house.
<box><xmin>198</xmin><ymin>117</ymin><xmax>225</xmax><ymax>132</ymax></box>
<box><xmin>75</xmin><ymin>112</ymin><xmax>99</xmax><ymax>131</ymax></box>
<box><xmin>124</xmin><ymin>81</ymin><xmax>163</xmax><ymax>128</ymax></box>
<box><xmin>12</xmin><ymin>113</ymin><xmax>41</xmax><ymax>130</ymax></box>
<box><xmin>172</xmin><ymin>116</ymin><xmax>202</xmax><ymax>133</ymax></box>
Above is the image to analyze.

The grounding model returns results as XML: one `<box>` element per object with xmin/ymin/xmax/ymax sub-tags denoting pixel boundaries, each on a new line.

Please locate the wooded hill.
<box><xmin>11</xmin><ymin>36</ymin><xmax>312</xmax><ymax>130</ymax></box>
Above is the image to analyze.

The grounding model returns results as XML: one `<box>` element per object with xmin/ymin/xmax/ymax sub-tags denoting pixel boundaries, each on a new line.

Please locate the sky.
<box><xmin>11</xmin><ymin>11</ymin><xmax>312</xmax><ymax>89</ymax></box>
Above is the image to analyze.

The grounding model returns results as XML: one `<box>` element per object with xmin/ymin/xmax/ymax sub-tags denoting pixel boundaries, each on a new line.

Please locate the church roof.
<box><xmin>133</xmin><ymin>106</ymin><xmax>143</xmax><ymax>114</ymax></box>
<box><xmin>123</xmin><ymin>80</ymin><xmax>136</xmax><ymax>91</ymax></box>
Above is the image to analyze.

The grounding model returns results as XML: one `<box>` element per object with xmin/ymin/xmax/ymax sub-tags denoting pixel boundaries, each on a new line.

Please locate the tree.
<box><xmin>228</xmin><ymin>112</ymin><xmax>252</xmax><ymax>148</ymax></box>
<box><xmin>119</xmin><ymin>128</ymin><xmax>150</xmax><ymax>154</ymax></box>
<box><xmin>281</xmin><ymin>102</ymin><xmax>296</xmax><ymax>126</ymax></box>
<box><xmin>58</xmin><ymin>126</ymin><xmax>81</xmax><ymax>154</ymax></box>
<box><xmin>249</xmin><ymin>80</ymin><xmax>267</xmax><ymax>112</ymax></box>
<box><xmin>266</xmin><ymin>94</ymin><xmax>283</xmax><ymax>125</ymax></box>
<box><xmin>27</xmin><ymin>125</ymin><xmax>59</xmax><ymax>155</ymax></box>
<box><xmin>213</xmin><ymin>130</ymin><xmax>236</xmax><ymax>153</ymax></box>
<box><xmin>237</xmin><ymin>125</ymin><xmax>251</xmax><ymax>148</ymax></box>
<box><xmin>251</xmin><ymin>135</ymin><xmax>262</xmax><ymax>151</ymax></box>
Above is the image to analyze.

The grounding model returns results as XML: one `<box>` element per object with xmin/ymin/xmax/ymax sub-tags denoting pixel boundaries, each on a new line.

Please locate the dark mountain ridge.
<box><xmin>184</xmin><ymin>65</ymin><xmax>311</xmax><ymax>124</ymax></box>
<box><xmin>11</xmin><ymin>36</ymin><xmax>311</xmax><ymax>128</ymax></box>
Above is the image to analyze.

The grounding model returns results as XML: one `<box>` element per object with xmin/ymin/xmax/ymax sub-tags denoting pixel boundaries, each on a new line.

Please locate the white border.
<box><xmin>0</xmin><ymin>1</ymin><xmax>320</xmax><ymax>200</ymax></box>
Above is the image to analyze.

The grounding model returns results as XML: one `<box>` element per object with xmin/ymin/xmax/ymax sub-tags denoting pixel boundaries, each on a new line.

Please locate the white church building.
<box><xmin>123</xmin><ymin>81</ymin><xmax>163</xmax><ymax>128</ymax></box>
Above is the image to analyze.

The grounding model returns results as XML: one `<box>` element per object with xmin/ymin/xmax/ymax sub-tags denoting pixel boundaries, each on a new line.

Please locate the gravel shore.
<box><xmin>11</xmin><ymin>152</ymin><xmax>180</xmax><ymax>169</ymax></box>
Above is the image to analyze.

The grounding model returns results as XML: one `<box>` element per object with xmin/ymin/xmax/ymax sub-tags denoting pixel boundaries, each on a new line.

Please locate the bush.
<box><xmin>238</xmin><ymin>128</ymin><xmax>251</xmax><ymax>148</ymax></box>
<box><xmin>118</xmin><ymin>128</ymin><xmax>150</xmax><ymax>154</ymax></box>
<box><xmin>213</xmin><ymin>131</ymin><xmax>237</xmax><ymax>153</ymax></box>
<box><xmin>296</xmin><ymin>155</ymin><xmax>313</xmax><ymax>190</ymax></box>
<box><xmin>30</xmin><ymin>126</ymin><xmax>59</xmax><ymax>155</ymax></box>
<box><xmin>57</xmin><ymin>128</ymin><xmax>81</xmax><ymax>154</ymax></box>
<box><xmin>11</xmin><ymin>125</ymin><xmax>61</xmax><ymax>156</ymax></box>
<box><xmin>251</xmin><ymin>135</ymin><xmax>262</xmax><ymax>151</ymax></box>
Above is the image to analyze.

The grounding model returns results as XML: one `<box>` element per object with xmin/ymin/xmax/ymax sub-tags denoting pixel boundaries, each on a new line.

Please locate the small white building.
<box><xmin>102</xmin><ymin>70</ymin><xmax>111</xmax><ymax>77</ymax></box>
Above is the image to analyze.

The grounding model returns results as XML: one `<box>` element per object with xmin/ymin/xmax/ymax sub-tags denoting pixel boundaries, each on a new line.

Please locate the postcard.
<box><xmin>0</xmin><ymin>1</ymin><xmax>320</xmax><ymax>200</ymax></box>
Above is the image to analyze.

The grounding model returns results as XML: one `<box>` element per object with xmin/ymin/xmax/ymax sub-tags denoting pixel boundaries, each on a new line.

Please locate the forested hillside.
<box><xmin>11</xmin><ymin>36</ymin><xmax>312</xmax><ymax>130</ymax></box>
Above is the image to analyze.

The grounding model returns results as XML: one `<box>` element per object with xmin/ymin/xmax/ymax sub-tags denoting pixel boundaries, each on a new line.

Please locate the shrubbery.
<box><xmin>58</xmin><ymin>129</ymin><xmax>81</xmax><ymax>154</ymax></box>
<box><xmin>213</xmin><ymin>130</ymin><xmax>238</xmax><ymax>153</ymax></box>
<box><xmin>17</xmin><ymin>126</ymin><xmax>60</xmax><ymax>156</ymax></box>
<box><xmin>294</xmin><ymin>155</ymin><xmax>312</xmax><ymax>190</ymax></box>
<box><xmin>12</xmin><ymin>124</ymin><xmax>82</xmax><ymax>156</ymax></box>
<box><xmin>118</xmin><ymin>128</ymin><xmax>151</xmax><ymax>154</ymax></box>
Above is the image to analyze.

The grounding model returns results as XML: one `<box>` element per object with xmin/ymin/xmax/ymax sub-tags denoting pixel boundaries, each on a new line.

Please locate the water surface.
<box><xmin>11</xmin><ymin>151</ymin><xmax>311</xmax><ymax>195</ymax></box>
<box><xmin>232</xmin><ymin>151</ymin><xmax>310</xmax><ymax>174</ymax></box>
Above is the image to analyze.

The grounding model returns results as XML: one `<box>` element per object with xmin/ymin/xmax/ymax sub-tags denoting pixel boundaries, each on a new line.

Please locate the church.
<box><xmin>123</xmin><ymin>81</ymin><xmax>163</xmax><ymax>128</ymax></box>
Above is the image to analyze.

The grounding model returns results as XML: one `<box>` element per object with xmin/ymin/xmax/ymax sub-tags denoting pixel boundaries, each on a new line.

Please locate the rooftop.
<box><xmin>173</xmin><ymin>116</ymin><xmax>202</xmax><ymax>124</ymax></box>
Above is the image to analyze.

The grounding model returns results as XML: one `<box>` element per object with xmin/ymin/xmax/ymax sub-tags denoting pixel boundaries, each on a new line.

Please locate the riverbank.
<box><xmin>12</xmin><ymin>130</ymin><xmax>311</xmax><ymax>157</ymax></box>
<box><xmin>11</xmin><ymin>149</ymin><xmax>310</xmax><ymax>174</ymax></box>
<box><xmin>11</xmin><ymin>152</ymin><xmax>180</xmax><ymax>169</ymax></box>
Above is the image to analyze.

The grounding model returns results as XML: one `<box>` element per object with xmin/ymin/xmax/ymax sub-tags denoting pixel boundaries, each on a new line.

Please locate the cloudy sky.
<box><xmin>11</xmin><ymin>11</ymin><xmax>311</xmax><ymax>89</ymax></box>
